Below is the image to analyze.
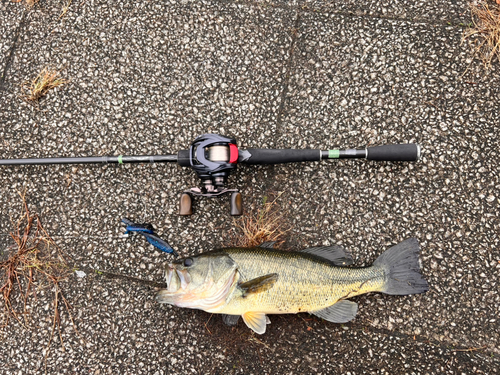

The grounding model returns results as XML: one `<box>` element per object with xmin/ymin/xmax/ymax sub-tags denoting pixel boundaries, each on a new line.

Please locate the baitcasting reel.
<box><xmin>176</xmin><ymin>134</ymin><xmax>242</xmax><ymax>216</ymax></box>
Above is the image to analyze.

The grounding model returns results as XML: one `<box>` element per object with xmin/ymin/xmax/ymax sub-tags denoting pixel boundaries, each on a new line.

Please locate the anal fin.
<box><xmin>310</xmin><ymin>300</ymin><xmax>358</xmax><ymax>323</ymax></box>
<box><xmin>242</xmin><ymin>312</ymin><xmax>269</xmax><ymax>334</ymax></box>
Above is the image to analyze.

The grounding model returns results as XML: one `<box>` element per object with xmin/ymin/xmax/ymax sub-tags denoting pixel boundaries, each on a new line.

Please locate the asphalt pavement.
<box><xmin>0</xmin><ymin>0</ymin><xmax>499</xmax><ymax>374</ymax></box>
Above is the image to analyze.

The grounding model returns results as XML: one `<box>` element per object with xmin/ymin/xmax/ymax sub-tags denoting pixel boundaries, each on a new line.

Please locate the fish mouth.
<box><xmin>165</xmin><ymin>265</ymin><xmax>179</xmax><ymax>292</ymax></box>
<box><xmin>176</xmin><ymin>268</ymin><xmax>191</xmax><ymax>289</ymax></box>
<box><xmin>164</xmin><ymin>264</ymin><xmax>190</xmax><ymax>293</ymax></box>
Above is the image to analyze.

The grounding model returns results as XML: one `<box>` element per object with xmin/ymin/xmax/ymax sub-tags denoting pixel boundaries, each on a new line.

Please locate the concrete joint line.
<box><xmin>1</xmin><ymin>10</ymin><xmax>28</xmax><ymax>89</ymax></box>
<box><xmin>324</xmin><ymin>9</ymin><xmax>464</xmax><ymax>28</ymax></box>
<box><xmin>276</xmin><ymin>11</ymin><xmax>301</xmax><ymax>134</ymax></box>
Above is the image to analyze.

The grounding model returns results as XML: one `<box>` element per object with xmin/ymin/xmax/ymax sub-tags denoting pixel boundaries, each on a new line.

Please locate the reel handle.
<box><xmin>179</xmin><ymin>193</ymin><xmax>193</xmax><ymax>216</ymax></box>
<box><xmin>230</xmin><ymin>192</ymin><xmax>243</xmax><ymax>216</ymax></box>
<box><xmin>178</xmin><ymin>191</ymin><xmax>243</xmax><ymax>216</ymax></box>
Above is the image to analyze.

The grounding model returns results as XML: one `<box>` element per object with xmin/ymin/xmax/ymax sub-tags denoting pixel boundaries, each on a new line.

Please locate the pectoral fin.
<box><xmin>242</xmin><ymin>312</ymin><xmax>269</xmax><ymax>334</ymax></box>
<box><xmin>310</xmin><ymin>300</ymin><xmax>358</xmax><ymax>323</ymax></box>
<box><xmin>222</xmin><ymin>314</ymin><xmax>240</xmax><ymax>327</ymax></box>
<box><xmin>238</xmin><ymin>273</ymin><xmax>278</xmax><ymax>297</ymax></box>
<box><xmin>300</xmin><ymin>245</ymin><xmax>353</xmax><ymax>266</ymax></box>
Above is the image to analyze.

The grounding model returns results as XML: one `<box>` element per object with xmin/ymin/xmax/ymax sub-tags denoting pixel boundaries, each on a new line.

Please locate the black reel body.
<box><xmin>177</xmin><ymin>134</ymin><xmax>243</xmax><ymax>216</ymax></box>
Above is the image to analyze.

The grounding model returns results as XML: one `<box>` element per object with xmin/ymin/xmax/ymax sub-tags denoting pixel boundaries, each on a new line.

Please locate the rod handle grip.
<box><xmin>366</xmin><ymin>144</ymin><xmax>420</xmax><ymax>161</ymax></box>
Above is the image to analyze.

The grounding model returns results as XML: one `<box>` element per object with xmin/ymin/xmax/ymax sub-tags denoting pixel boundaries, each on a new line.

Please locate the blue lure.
<box><xmin>122</xmin><ymin>218</ymin><xmax>178</xmax><ymax>257</ymax></box>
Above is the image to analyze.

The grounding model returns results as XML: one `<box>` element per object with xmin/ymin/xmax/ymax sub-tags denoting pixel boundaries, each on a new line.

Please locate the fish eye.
<box><xmin>183</xmin><ymin>258</ymin><xmax>194</xmax><ymax>267</ymax></box>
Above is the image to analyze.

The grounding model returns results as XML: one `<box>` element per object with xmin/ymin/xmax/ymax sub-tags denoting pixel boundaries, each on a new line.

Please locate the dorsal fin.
<box><xmin>300</xmin><ymin>245</ymin><xmax>353</xmax><ymax>266</ymax></box>
<box><xmin>238</xmin><ymin>273</ymin><xmax>278</xmax><ymax>297</ymax></box>
<box><xmin>258</xmin><ymin>241</ymin><xmax>276</xmax><ymax>249</ymax></box>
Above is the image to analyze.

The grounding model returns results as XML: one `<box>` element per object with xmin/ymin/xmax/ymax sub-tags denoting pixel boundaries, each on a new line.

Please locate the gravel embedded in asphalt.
<box><xmin>0</xmin><ymin>0</ymin><xmax>499</xmax><ymax>374</ymax></box>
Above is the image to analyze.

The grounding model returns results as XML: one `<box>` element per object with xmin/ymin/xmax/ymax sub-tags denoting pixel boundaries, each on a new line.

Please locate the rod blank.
<box><xmin>0</xmin><ymin>155</ymin><xmax>178</xmax><ymax>166</ymax></box>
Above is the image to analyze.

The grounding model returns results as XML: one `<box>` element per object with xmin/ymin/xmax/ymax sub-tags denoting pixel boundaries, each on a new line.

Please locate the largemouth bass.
<box><xmin>157</xmin><ymin>238</ymin><xmax>428</xmax><ymax>334</ymax></box>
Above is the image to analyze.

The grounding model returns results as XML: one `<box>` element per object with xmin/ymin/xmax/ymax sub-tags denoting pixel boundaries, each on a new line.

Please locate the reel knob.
<box><xmin>230</xmin><ymin>192</ymin><xmax>243</xmax><ymax>216</ymax></box>
<box><xmin>179</xmin><ymin>193</ymin><xmax>193</xmax><ymax>216</ymax></box>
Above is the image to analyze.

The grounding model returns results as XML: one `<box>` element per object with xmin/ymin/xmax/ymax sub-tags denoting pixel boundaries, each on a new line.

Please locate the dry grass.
<box><xmin>463</xmin><ymin>0</ymin><xmax>500</xmax><ymax>68</ymax></box>
<box><xmin>0</xmin><ymin>191</ymin><xmax>75</xmax><ymax>358</ymax></box>
<box><xmin>23</xmin><ymin>67</ymin><xmax>67</xmax><ymax>103</ymax></box>
<box><xmin>230</xmin><ymin>194</ymin><xmax>290</xmax><ymax>248</ymax></box>
<box><xmin>59</xmin><ymin>0</ymin><xmax>72</xmax><ymax>19</ymax></box>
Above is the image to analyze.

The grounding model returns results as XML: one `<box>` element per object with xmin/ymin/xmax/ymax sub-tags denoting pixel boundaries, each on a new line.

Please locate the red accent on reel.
<box><xmin>229</xmin><ymin>144</ymin><xmax>239</xmax><ymax>164</ymax></box>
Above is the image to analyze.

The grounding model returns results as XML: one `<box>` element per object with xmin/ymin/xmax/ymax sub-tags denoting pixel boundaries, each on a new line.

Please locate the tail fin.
<box><xmin>374</xmin><ymin>238</ymin><xmax>429</xmax><ymax>295</ymax></box>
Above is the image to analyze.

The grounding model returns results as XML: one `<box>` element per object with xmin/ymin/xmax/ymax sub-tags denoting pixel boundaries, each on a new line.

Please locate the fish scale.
<box><xmin>211</xmin><ymin>248</ymin><xmax>387</xmax><ymax>315</ymax></box>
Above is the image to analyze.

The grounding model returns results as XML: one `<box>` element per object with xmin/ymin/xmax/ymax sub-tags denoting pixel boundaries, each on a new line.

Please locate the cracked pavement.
<box><xmin>0</xmin><ymin>0</ymin><xmax>499</xmax><ymax>374</ymax></box>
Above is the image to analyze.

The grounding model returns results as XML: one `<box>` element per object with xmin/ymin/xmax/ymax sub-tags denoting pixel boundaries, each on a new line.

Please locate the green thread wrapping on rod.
<box><xmin>328</xmin><ymin>150</ymin><xmax>340</xmax><ymax>159</ymax></box>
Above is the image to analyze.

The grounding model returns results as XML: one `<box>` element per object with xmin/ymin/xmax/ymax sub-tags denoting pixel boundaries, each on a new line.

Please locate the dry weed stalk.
<box><xmin>59</xmin><ymin>0</ymin><xmax>72</xmax><ymax>19</ymax></box>
<box><xmin>463</xmin><ymin>0</ymin><xmax>500</xmax><ymax>68</ymax></box>
<box><xmin>231</xmin><ymin>194</ymin><xmax>290</xmax><ymax>248</ymax></box>
<box><xmin>23</xmin><ymin>67</ymin><xmax>67</xmax><ymax>102</ymax></box>
<box><xmin>0</xmin><ymin>191</ymin><xmax>75</xmax><ymax>356</ymax></box>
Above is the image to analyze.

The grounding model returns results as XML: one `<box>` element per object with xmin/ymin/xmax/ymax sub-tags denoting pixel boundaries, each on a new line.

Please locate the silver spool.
<box><xmin>207</xmin><ymin>146</ymin><xmax>230</xmax><ymax>162</ymax></box>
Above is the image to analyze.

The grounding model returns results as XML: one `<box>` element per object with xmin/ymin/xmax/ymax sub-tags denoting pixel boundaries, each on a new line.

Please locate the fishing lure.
<box><xmin>122</xmin><ymin>218</ymin><xmax>178</xmax><ymax>257</ymax></box>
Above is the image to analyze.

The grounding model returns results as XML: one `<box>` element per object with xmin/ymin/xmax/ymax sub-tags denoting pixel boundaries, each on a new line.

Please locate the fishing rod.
<box><xmin>0</xmin><ymin>134</ymin><xmax>420</xmax><ymax>216</ymax></box>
